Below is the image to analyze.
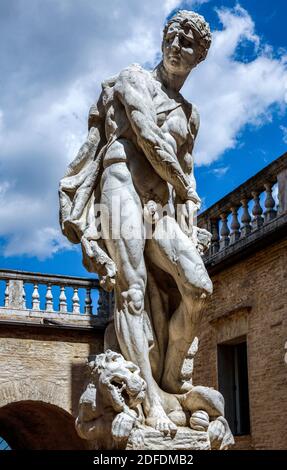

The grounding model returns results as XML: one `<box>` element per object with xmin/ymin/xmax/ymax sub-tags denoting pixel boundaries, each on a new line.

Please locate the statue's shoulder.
<box><xmin>115</xmin><ymin>63</ymin><xmax>152</xmax><ymax>88</ymax></box>
<box><xmin>95</xmin><ymin>65</ymin><xmax>152</xmax><ymax>112</ymax></box>
<box><xmin>101</xmin><ymin>73</ymin><xmax>119</xmax><ymax>90</ymax></box>
<box><xmin>181</xmin><ymin>95</ymin><xmax>200</xmax><ymax>132</ymax></box>
<box><xmin>119</xmin><ymin>62</ymin><xmax>150</xmax><ymax>77</ymax></box>
<box><xmin>179</xmin><ymin>94</ymin><xmax>200</xmax><ymax>138</ymax></box>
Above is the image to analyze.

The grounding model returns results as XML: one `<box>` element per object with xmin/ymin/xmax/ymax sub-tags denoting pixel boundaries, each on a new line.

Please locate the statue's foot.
<box><xmin>168</xmin><ymin>409</ymin><xmax>188</xmax><ymax>427</ymax></box>
<box><xmin>145</xmin><ymin>408</ymin><xmax>177</xmax><ymax>436</ymax></box>
<box><xmin>208</xmin><ymin>419</ymin><xmax>225</xmax><ymax>449</ymax></box>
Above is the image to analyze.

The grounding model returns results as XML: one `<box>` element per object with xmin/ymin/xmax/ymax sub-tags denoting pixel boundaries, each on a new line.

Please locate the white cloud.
<box><xmin>280</xmin><ymin>125</ymin><xmax>287</xmax><ymax>144</ymax></box>
<box><xmin>4</xmin><ymin>228</ymin><xmax>71</xmax><ymax>260</ymax></box>
<box><xmin>185</xmin><ymin>4</ymin><xmax>287</xmax><ymax>165</ymax></box>
<box><xmin>0</xmin><ymin>1</ymin><xmax>286</xmax><ymax>259</ymax></box>
<box><xmin>210</xmin><ymin>166</ymin><xmax>230</xmax><ymax>178</ymax></box>
<box><xmin>0</xmin><ymin>0</ymin><xmax>203</xmax><ymax>258</ymax></box>
<box><xmin>163</xmin><ymin>0</ymin><xmax>208</xmax><ymax>14</ymax></box>
<box><xmin>164</xmin><ymin>0</ymin><xmax>183</xmax><ymax>14</ymax></box>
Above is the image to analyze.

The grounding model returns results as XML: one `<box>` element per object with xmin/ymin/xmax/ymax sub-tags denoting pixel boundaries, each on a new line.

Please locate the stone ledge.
<box><xmin>0</xmin><ymin>308</ymin><xmax>106</xmax><ymax>331</ymax></box>
<box><xmin>204</xmin><ymin>212</ymin><xmax>287</xmax><ymax>274</ymax></box>
<box><xmin>126</xmin><ymin>426</ymin><xmax>210</xmax><ymax>450</ymax></box>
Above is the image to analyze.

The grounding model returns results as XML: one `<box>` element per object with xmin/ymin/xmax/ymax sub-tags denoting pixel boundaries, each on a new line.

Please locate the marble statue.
<box><xmin>59</xmin><ymin>9</ymin><xmax>234</xmax><ymax>450</ymax></box>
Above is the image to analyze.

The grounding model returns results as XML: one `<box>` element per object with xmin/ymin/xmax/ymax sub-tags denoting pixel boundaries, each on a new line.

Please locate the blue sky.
<box><xmin>0</xmin><ymin>0</ymin><xmax>286</xmax><ymax>277</ymax></box>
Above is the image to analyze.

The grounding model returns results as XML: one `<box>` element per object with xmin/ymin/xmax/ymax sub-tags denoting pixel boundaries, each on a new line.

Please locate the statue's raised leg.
<box><xmin>146</xmin><ymin>215</ymin><xmax>213</xmax><ymax>394</ymax></box>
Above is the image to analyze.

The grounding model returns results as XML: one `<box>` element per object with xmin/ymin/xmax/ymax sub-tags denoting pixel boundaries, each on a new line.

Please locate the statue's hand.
<box><xmin>186</xmin><ymin>187</ymin><xmax>201</xmax><ymax>209</ymax></box>
<box><xmin>194</xmin><ymin>227</ymin><xmax>212</xmax><ymax>255</ymax></box>
<box><xmin>181</xmin><ymin>200</ymin><xmax>197</xmax><ymax>239</ymax></box>
<box><xmin>143</xmin><ymin>200</ymin><xmax>159</xmax><ymax>225</ymax></box>
<box><xmin>208</xmin><ymin>419</ymin><xmax>226</xmax><ymax>449</ymax></box>
<box><xmin>111</xmin><ymin>410</ymin><xmax>137</xmax><ymax>442</ymax></box>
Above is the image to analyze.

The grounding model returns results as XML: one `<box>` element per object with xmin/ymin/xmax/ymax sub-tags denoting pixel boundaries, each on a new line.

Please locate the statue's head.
<box><xmin>89</xmin><ymin>350</ymin><xmax>146</xmax><ymax>413</ymax></box>
<box><xmin>162</xmin><ymin>10</ymin><xmax>211</xmax><ymax>76</ymax></box>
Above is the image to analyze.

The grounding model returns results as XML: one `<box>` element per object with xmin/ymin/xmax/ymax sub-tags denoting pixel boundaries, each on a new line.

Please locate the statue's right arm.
<box><xmin>114</xmin><ymin>69</ymin><xmax>196</xmax><ymax>202</ymax></box>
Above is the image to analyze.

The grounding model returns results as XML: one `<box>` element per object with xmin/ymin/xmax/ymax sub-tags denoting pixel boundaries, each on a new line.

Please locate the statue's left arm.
<box><xmin>180</xmin><ymin>103</ymin><xmax>200</xmax><ymax>205</ymax></box>
<box><xmin>176</xmin><ymin>103</ymin><xmax>201</xmax><ymax>236</ymax></box>
<box><xmin>180</xmin><ymin>104</ymin><xmax>212</xmax><ymax>251</ymax></box>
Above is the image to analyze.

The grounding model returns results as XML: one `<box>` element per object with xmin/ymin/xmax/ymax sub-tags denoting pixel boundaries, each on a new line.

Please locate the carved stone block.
<box><xmin>126</xmin><ymin>426</ymin><xmax>210</xmax><ymax>450</ymax></box>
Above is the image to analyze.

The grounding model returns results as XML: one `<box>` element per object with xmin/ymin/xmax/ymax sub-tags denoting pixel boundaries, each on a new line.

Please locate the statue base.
<box><xmin>126</xmin><ymin>426</ymin><xmax>210</xmax><ymax>450</ymax></box>
<box><xmin>76</xmin><ymin>350</ymin><xmax>234</xmax><ymax>451</ymax></box>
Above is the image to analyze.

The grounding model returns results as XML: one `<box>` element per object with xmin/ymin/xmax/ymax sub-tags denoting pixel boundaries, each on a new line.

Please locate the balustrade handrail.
<box><xmin>198</xmin><ymin>152</ymin><xmax>287</xmax><ymax>223</ymax></box>
<box><xmin>196</xmin><ymin>152</ymin><xmax>287</xmax><ymax>259</ymax></box>
<box><xmin>0</xmin><ymin>269</ymin><xmax>99</xmax><ymax>288</ymax></box>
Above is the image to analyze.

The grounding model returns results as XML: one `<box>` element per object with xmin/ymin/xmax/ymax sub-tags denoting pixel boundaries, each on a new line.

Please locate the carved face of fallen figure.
<box><xmin>91</xmin><ymin>350</ymin><xmax>146</xmax><ymax>413</ymax></box>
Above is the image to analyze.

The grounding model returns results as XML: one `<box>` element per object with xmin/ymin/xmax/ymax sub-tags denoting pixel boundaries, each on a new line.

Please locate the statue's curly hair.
<box><xmin>163</xmin><ymin>10</ymin><xmax>212</xmax><ymax>64</ymax></box>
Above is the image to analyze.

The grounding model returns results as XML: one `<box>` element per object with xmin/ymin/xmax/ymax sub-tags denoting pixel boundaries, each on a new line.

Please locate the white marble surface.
<box><xmin>60</xmin><ymin>10</ymin><xmax>234</xmax><ymax>450</ymax></box>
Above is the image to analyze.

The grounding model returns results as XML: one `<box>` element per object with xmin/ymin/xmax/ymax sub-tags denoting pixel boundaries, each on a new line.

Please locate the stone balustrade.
<box><xmin>1</xmin><ymin>153</ymin><xmax>286</xmax><ymax>323</ymax></box>
<box><xmin>198</xmin><ymin>152</ymin><xmax>287</xmax><ymax>267</ymax></box>
<box><xmin>0</xmin><ymin>269</ymin><xmax>113</xmax><ymax>328</ymax></box>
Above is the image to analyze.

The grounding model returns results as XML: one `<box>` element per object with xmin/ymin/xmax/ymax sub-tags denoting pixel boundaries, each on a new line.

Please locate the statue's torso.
<box><xmin>102</xmin><ymin>67</ymin><xmax>194</xmax><ymax>205</ymax></box>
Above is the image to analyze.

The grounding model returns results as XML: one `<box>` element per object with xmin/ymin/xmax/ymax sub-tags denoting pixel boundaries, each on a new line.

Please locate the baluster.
<box><xmin>85</xmin><ymin>288</ymin><xmax>93</xmax><ymax>315</ymax></box>
<box><xmin>22</xmin><ymin>284</ymin><xmax>26</xmax><ymax>309</ymax></box>
<box><xmin>97</xmin><ymin>289</ymin><xmax>110</xmax><ymax>319</ymax></box>
<box><xmin>264</xmin><ymin>182</ymin><xmax>276</xmax><ymax>223</ymax></box>
<box><xmin>277</xmin><ymin>168</ymin><xmax>287</xmax><ymax>215</ymax></box>
<box><xmin>97</xmin><ymin>290</ymin><xmax>103</xmax><ymax>317</ymax></box>
<box><xmin>72</xmin><ymin>287</ymin><xmax>80</xmax><ymax>314</ymax></box>
<box><xmin>8</xmin><ymin>280</ymin><xmax>24</xmax><ymax>309</ymax></box>
<box><xmin>4</xmin><ymin>281</ymin><xmax>9</xmax><ymax>307</ymax></box>
<box><xmin>32</xmin><ymin>284</ymin><xmax>40</xmax><ymax>310</ymax></box>
<box><xmin>210</xmin><ymin>218</ymin><xmax>220</xmax><ymax>255</ymax></box>
<box><xmin>59</xmin><ymin>286</ymin><xmax>67</xmax><ymax>313</ymax></box>
<box><xmin>219</xmin><ymin>212</ymin><xmax>230</xmax><ymax>250</ymax></box>
<box><xmin>240</xmin><ymin>198</ymin><xmax>251</xmax><ymax>237</ymax></box>
<box><xmin>230</xmin><ymin>206</ymin><xmax>240</xmax><ymax>244</ymax></box>
<box><xmin>45</xmin><ymin>284</ymin><xmax>53</xmax><ymax>312</ymax></box>
<box><xmin>251</xmin><ymin>191</ymin><xmax>264</xmax><ymax>230</ymax></box>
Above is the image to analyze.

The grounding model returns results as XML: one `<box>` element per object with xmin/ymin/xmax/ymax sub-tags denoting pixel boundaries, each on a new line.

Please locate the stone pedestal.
<box><xmin>126</xmin><ymin>426</ymin><xmax>210</xmax><ymax>450</ymax></box>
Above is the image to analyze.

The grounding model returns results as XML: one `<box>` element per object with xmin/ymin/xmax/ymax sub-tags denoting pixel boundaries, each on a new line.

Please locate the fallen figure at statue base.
<box><xmin>76</xmin><ymin>350</ymin><xmax>234</xmax><ymax>450</ymax></box>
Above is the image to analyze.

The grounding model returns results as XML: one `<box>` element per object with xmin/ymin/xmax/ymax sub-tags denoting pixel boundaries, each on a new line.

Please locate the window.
<box><xmin>217</xmin><ymin>339</ymin><xmax>250</xmax><ymax>435</ymax></box>
<box><xmin>0</xmin><ymin>436</ymin><xmax>11</xmax><ymax>450</ymax></box>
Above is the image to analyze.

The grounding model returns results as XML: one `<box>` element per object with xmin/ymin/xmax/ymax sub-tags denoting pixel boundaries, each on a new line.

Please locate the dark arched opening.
<box><xmin>0</xmin><ymin>401</ymin><xmax>88</xmax><ymax>450</ymax></box>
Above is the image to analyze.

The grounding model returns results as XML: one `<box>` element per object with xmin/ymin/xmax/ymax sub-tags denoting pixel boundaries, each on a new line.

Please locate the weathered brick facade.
<box><xmin>194</xmin><ymin>237</ymin><xmax>287</xmax><ymax>450</ymax></box>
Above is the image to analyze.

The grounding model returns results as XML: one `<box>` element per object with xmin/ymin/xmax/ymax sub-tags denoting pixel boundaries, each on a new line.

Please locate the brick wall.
<box><xmin>0</xmin><ymin>326</ymin><xmax>104</xmax><ymax>416</ymax></box>
<box><xmin>194</xmin><ymin>238</ymin><xmax>287</xmax><ymax>450</ymax></box>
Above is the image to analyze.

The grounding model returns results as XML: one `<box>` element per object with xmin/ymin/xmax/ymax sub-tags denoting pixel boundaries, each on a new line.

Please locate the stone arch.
<box><xmin>0</xmin><ymin>379</ymin><xmax>68</xmax><ymax>410</ymax></box>
<box><xmin>0</xmin><ymin>380</ymin><xmax>87</xmax><ymax>450</ymax></box>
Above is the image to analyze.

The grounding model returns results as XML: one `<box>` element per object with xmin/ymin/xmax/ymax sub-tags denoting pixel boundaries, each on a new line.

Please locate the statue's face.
<box><xmin>162</xmin><ymin>21</ymin><xmax>200</xmax><ymax>75</ymax></box>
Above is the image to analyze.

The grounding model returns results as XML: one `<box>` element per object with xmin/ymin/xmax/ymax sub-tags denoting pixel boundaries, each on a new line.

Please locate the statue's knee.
<box><xmin>183</xmin><ymin>263</ymin><xmax>213</xmax><ymax>297</ymax></box>
<box><xmin>122</xmin><ymin>284</ymin><xmax>145</xmax><ymax>315</ymax></box>
<box><xmin>195</xmin><ymin>263</ymin><xmax>213</xmax><ymax>296</ymax></box>
<box><xmin>194</xmin><ymin>279</ymin><xmax>213</xmax><ymax>299</ymax></box>
<box><xmin>202</xmin><ymin>277</ymin><xmax>213</xmax><ymax>296</ymax></box>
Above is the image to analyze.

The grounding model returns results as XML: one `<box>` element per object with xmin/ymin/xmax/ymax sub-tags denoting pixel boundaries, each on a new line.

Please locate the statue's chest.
<box><xmin>154</xmin><ymin>92</ymin><xmax>190</xmax><ymax>145</ymax></box>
